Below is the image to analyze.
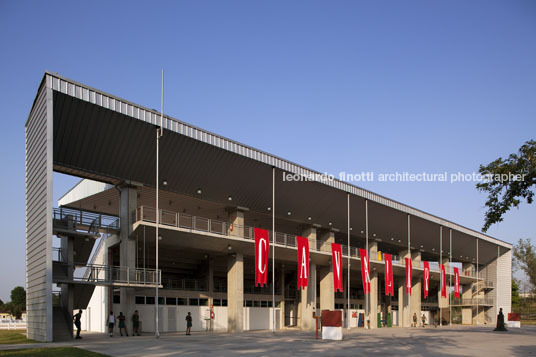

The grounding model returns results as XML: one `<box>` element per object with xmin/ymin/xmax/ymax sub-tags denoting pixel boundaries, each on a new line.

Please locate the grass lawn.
<box><xmin>0</xmin><ymin>347</ymin><xmax>110</xmax><ymax>356</ymax></box>
<box><xmin>0</xmin><ymin>331</ymin><xmax>36</xmax><ymax>345</ymax></box>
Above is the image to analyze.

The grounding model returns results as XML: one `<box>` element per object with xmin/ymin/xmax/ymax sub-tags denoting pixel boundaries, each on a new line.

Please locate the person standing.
<box><xmin>118</xmin><ymin>312</ymin><xmax>128</xmax><ymax>336</ymax></box>
<box><xmin>421</xmin><ymin>313</ymin><xmax>426</xmax><ymax>328</ymax></box>
<box><xmin>108</xmin><ymin>311</ymin><xmax>115</xmax><ymax>337</ymax></box>
<box><xmin>73</xmin><ymin>309</ymin><xmax>82</xmax><ymax>339</ymax></box>
<box><xmin>185</xmin><ymin>312</ymin><xmax>192</xmax><ymax>335</ymax></box>
<box><xmin>412</xmin><ymin>313</ymin><xmax>418</xmax><ymax>327</ymax></box>
<box><xmin>132</xmin><ymin>310</ymin><xmax>141</xmax><ymax>336</ymax></box>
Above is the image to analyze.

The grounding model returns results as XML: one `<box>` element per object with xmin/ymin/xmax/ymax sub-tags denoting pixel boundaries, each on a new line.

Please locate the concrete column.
<box><xmin>299</xmin><ymin>226</ymin><xmax>317</xmax><ymax>331</ymax></box>
<box><xmin>438</xmin><ymin>258</ymin><xmax>449</xmax><ymax>310</ymax></box>
<box><xmin>119</xmin><ymin>186</ymin><xmax>137</xmax><ymax>323</ymax></box>
<box><xmin>280</xmin><ymin>266</ymin><xmax>285</xmax><ymax>327</ymax></box>
<box><xmin>399</xmin><ymin>249</ymin><xmax>411</xmax><ymax>327</ymax></box>
<box><xmin>411</xmin><ymin>251</ymin><xmax>422</xmax><ymax>326</ymax></box>
<box><xmin>369</xmin><ymin>242</ymin><xmax>378</xmax><ymax>328</ymax></box>
<box><xmin>227</xmin><ymin>253</ymin><xmax>244</xmax><ymax>333</ymax></box>
<box><xmin>228</xmin><ymin>209</ymin><xmax>245</xmax><ymax>237</ymax></box>
<box><xmin>208</xmin><ymin>257</ymin><xmax>214</xmax><ymax>307</ymax></box>
<box><xmin>319</xmin><ymin>230</ymin><xmax>335</xmax><ymax>311</ymax></box>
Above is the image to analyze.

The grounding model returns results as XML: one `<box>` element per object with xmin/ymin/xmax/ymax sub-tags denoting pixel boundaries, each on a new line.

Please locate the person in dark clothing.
<box><xmin>132</xmin><ymin>310</ymin><xmax>141</xmax><ymax>336</ymax></box>
<box><xmin>186</xmin><ymin>312</ymin><xmax>192</xmax><ymax>335</ymax></box>
<box><xmin>118</xmin><ymin>312</ymin><xmax>128</xmax><ymax>336</ymax></box>
<box><xmin>73</xmin><ymin>309</ymin><xmax>82</xmax><ymax>339</ymax></box>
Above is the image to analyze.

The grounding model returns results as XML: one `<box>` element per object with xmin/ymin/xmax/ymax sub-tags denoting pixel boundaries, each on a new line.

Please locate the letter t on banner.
<box><xmin>405</xmin><ymin>257</ymin><xmax>412</xmax><ymax>295</ymax></box>
<box><xmin>384</xmin><ymin>253</ymin><xmax>394</xmax><ymax>296</ymax></box>
<box><xmin>423</xmin><ymin>261</ymin><xmax>430</xmax><ymax>298</ymax></box>
<box><xmin>359</xmin><ymin>249</ymin><xmax>371</xmax><ymax>294</ymax></box>
<box><xmin>254</xmin><ymin>228</ymin><xmax>269</xmax><ymax>287</ymax></box>
<box><xmin>454</xmin><ymin>267</ymin><xmax>460</xmax><ymax>298</ymax></box>
<box><xmin>331</xmin><ymin>243</ymin><xmax>343</xmax><ymax>292</ymax></box>
<box><xmin>296</xmin><ymin>236</ymin><xmax>309</xmax><ymax>289</ymax></box>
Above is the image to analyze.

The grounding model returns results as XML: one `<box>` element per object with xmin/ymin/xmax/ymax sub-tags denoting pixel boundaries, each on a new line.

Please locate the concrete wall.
<box><xmin>496</xmin><ymin>250</ymin><xmax>512</xmax><ymax>317</ymax></box>
<box><xmin>25</xmin><ymin>80</ymin><xmax>53</xmax><ymax>342</ymax></box>
<box><xmin>243</xmin><ymin>307</ymin><xmax>281</xmax><ymax>330</ymax></box>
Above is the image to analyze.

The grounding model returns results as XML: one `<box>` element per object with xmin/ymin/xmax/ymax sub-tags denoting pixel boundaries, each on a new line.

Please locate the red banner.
<box><xmin>297</xmin><ymin>236</ymin><xmax>309</xmax><ymax>289</ymax></box>
<box><xmin>423</xmin><ymin>261</ymin><xmax>430</xmax><ymax>298</ymax></box>
<box><xmin>384</xmin><ymin>253</ymin><xmax>394</xmax><ymax>296</ymax></box>
<box><xmin>440</xmin><ymin>264</ymin><xmax>447</xmax><ymax>298</ymax></box>
<box><xmin>454</xmin><ymin>267</ymin><xmax>460</xmax><ymax>298</ymax></box>
<box><xmin>331</xmin><ymin>243</ymin><xmax>343</xmax><ymax>292</ymax></box>
<box><xmin>405</xmin><ymin>258</ymin><xmax>412</xmax><ymax>295</ymax></box>
<box><xmin>254</xmin><ymin>228</ymin><xmax>269</xmax><ymax>287</ymax></box>
<box><xmin>359</xmin><ymin>249</ymin><xmax>371</xmax><ymax>295</ymax></box>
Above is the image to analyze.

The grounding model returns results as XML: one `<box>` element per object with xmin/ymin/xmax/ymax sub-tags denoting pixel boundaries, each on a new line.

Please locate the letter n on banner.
<box><xmin>423</xmin><ymin>261</ymin><xmax>430</xmax><ymax>298</ymax></box>
<box><xmin>359</xmin><ymin>249</ymin><xmax>370</xmax><ymax>294</ymax></box>
<box><xmin>384</xmin><ymin>253</ymin><xmax>393</xmax><ymax>296</ymax></box>
<box><xmin>405</xmin><ymin>258</ymin><xmax>412</xmax><ymax>295</ymax></box>
<box><xmin>254</xmin><ymin>228</ymin><xmax>269</xmax><ymax>287</ymax></box>
<box><xmin>440</xmin><ymin>264</ymin><xmax>447</xmax><ymax>298</ymax></box>
<box><xmin>454</xmin><ymin>267</ymin><xmax>460</xmax><ymax>298</ymax></box>
<box><xmin>331</xmin><ymin>243</ymin><xmax>343</xmax><ymax>292</ymax></box>
<box><xmin>296</xmin><ymin>236</ymin><xmax>309</xmax><ymax>289</ymax></box>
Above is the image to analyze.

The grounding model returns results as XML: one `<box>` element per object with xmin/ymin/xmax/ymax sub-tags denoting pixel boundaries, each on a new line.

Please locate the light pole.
<box><xmin>155</xmin><ymin>69</ymin><xmax>164</xmax><ymax>339</ymax></box>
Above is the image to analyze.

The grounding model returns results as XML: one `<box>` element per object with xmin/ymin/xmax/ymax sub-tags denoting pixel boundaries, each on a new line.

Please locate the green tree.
<box><xmin>10</xmin><ymin>287</ymin><xmax>26</xmax><ymax>310</ymax></box>
<box><xmin>513</xmin><ymin>238</ymin><xmax>536</xmax><ymax>293</ymax></box>
<box><xmin>0</xmin><ymin>298</ymin><xmax>4</xmax><ymax>306</ymax></box>
<box><xmin>476</xmin><ymin>139</ymin><xmax>536</xmax><ymax>232</ymax></box>
<box><xmin>512</xmin><ymin>278</ymin><xmax>520</xmax><ymax>311</ymax></box>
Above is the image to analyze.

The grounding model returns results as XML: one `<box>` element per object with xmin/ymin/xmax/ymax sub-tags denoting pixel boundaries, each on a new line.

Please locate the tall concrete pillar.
<box><xmin>119</xmin><ymin>186</ymin><xmax>137</xmax><ymax>321</ymax></box>
<box><xmin>438</xmin><ymin>258</ymin><xmax>449</xmax><ymax>310</ymax></box>
<box><xmin>369</xmin><ymin>242</ymin><xmax>378</xmax><ymax>328</ymax></box>
<box><xmin>319</xmin><ymin>230</ymin><xmax>335</xmax><ymax>311</ymax></box>
<box><xmin>280</xmin><ymin>266</ymin><xmax>285</xmax><ymax>327</ymax></box>
<box><xmin>227</xmin><ymin>209</ymin><xmax>245</xmax><ymax>237</ymax></box>
<box><xmin>208</xmin><ymin>257</ymin><xmax>214</xmax><ymax>307</ymax></box>
<box><xmin>299</xmin><ymin>226</ymin><xmax>317</xmax><ymax>331</ymax></box>
<box><xmin>410</xmin><ymin>251</ymin><xmax>422</xmax><ymax>326</ymax></box>
<box><xmin>399</xmin><ymin>249</ymin><xmax>411</xmax><ymax>327</ymax></box>
<box><xmin>227</xmin><ymin>253</ymin><xmax>244</xmax><ymax>333</ymax></box>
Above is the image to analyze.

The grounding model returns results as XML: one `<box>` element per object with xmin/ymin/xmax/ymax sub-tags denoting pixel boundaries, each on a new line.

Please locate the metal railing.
<box><xmin>53</xmin><ymin>207</ymin><xmax>119</xmax><ymax>232</ymax></box>
<box><xmin>70</xmin><ymin>264</ymin><xmax>160</xmax><ymax>287</ymax></box>
<box><xmin>162</xmin><ymin>278</ymin><xmax>208</xmax><ymax>291</ymax></box>
<box><xmin>53</xmin><ymin>247</ymin><xmax>66</xmax><ymax>263</ymax></box>
<box><xmin>451</xmin><ymin>298</ymin><xmax>494</xmax><ymax>306</ymax></box>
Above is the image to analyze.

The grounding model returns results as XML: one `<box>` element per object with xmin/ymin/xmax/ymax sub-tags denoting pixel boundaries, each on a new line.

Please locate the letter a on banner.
<box><xmin>454</xmin><ymin>267</ymin><xmax>460</xmax><ymax>298</ymax></box>
<box><xmin>440</xmin><ymin>264</ymin><xmax>447</xmax><ymax>298</ymax></box>
<box><xmin>296</xmin><ymin>236</ymin><xmax>309</xmax><ymax>289</ymax></box>
<box><xmin>359</xmin><ymin>249</ymin><xmax>371</xmax><ymax>294</ymax></box>
<box><xmin>423</xmin><ymin>261</ymin><xmax>430</xmax><ymax>298</ymax></box>
<box><xmin>384</xmin><ymin>253</ymin><xmax>394</xmax><ymax>296</ymax></box>
<box><xmin>405</xmin><ymin>258</ymin><xmax>412</xmax><ymax>295</ymax></box>
<box><xmin>254</xmin><ymin>228</ymin><xmax>269</xmax><ymax>287</ymax></box>
<box><xmin>331</xmin><ymin>243</ymin><xmax>343</xmax><ymax>292</ymax></box>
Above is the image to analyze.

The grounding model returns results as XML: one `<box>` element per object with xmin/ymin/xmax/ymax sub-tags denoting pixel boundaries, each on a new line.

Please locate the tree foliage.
<box><xmin>512</xmin><ymin>278</ymin><xmax>520</xmax><ymax>310</ymax></box>
<box><xmin>10</xmin><ymin>286</ymin><xmax>25</xmax><ymax>309</ymax></box>
<box><xmin>477</xmin><ymin>139</ymin><xmax>535</xmax><ymax>232</ymax></box>
<box><xmin>513</xmin><ymin>238</ymin><xmax>536</xmax><ymax>293</ymax></box>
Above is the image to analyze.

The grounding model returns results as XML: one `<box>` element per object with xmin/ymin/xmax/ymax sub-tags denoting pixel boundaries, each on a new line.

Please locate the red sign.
<box><xmin>440</xmin><ymin>264</ymin><xmax>447</xmax><ymax>298</ymax></box>
<box><xmin>384</xmin><ymin>253</ymin><xmax>394</xmax><ymax>296</ymax></box>
<box><xmin>405</xmin><ymin>257</ymin><xmax>412</xmax><ymax>295</ymax></box>
<box><xmin>359</xmin><ymin>249</ymin><xmax>371</xmax><ymax>294</ymax></box>
<box><xmin>454</xmin><ymin>267</ymin><xmax>460</xmax><ymax>298</ymax></box>
<box><xmin>331</xmin><ymin>243</ymin><xmax>343</xmax><ymax>292</ymax></box>
<box><xmin>297</xmin><ymin>236</ymin><xmax>309</xmax><ymax>289</ymax></box>
<box><xmin>254</xmin><ymin>228</ymin><xmax>269</xmax><ymax>287</ymax></box>
<box><xmin>423</xmin><ymin>261</ymin><xmax>430</xmax><ymax>298</ymax></box>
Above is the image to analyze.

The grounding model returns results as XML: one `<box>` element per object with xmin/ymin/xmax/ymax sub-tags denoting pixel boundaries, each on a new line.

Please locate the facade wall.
<box><xmin>496</xmin><ymin>250</ymin><xmax>512</xmax><ymax>316</ymax></box>
<box><xmin>481</xmin><ymin>258</ymin><xmax>497</xmax><ymax>324</ymax></box>
<box><xmin>25</xmin><ymin>81</ymin><xmax>53</xmax><ymax>342</ymax></box>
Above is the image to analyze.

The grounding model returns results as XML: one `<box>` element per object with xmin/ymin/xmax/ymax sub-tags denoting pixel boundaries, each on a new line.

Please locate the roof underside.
<box><xmin>38</xmin><ymin>72</ymin><xmax>510</xmax><ymax>266</ymax></box>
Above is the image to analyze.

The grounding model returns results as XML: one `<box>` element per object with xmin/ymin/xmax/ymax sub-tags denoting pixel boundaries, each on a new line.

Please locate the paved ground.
<box><xmin>1</xmin><ymin>325</ymin><xmax>535</xmax><ymax>356</ymax></box>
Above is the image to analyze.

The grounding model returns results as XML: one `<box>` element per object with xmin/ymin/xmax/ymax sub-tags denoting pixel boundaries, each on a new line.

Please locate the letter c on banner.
<box><xmin>258</xmin><ymin>238</ymin><xmax>266</xmax><ymax>274</ymax></box>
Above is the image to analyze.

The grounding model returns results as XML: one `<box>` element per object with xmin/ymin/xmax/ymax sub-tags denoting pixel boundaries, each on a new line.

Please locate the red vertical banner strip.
<box><xmin>405</xmin><ymin>258</ymin><xmax>412</xmax><ymax>295</ymax></box>
<box><xmin>359</xmin><ymin>249</ymin><xmax>371</xmax><ymax>295</ymax></box>
<box><xmin>423</xmin><ymin>261</ymin><xmax>430</xmax><ymax>298</ymax></box>
<box><xmin>454</xmin><ymin>267</ymin><xmax>460</xmax><ymax>298</ymax></box>
<box><xmin>331</xmin><ymin>243</ymin><xmax>343</xmax><ymax>292</ymax></box>
<box><xmin>440</xmin><ymin>264</ymin><xmax>447</xmax><ymax>298</ymax></box>
<box><xmin>384</xmin><ymin>253</ymin><xmax>393</xmax><ymax>296</ymax></box>
<box><xmin>296</xmin><ymin>236</ymin><xmax>309</xmax><ymax>289</ymax></box>
<box><xmin>254</xmin><ymin>228</ymin><xmax>269</xmax><ymax>287</ymax></box>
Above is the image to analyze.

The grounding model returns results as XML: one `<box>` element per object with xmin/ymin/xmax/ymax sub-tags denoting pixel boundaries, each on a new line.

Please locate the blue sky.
<box><xmin>0</xmin><ymin>0</ymin><xmax>535</xmax><ymax>301</ymax></box>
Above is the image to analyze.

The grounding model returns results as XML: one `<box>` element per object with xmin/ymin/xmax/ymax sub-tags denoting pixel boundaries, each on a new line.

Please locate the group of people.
<box><xmin>107</xmin><ymin>310</ymin><xmax>141</xmax><ymax>337</ymax></box>
<box><xmin>73</xmin><ymin>310</ymin><xmax>194</xmax><ymax>338</ymax></box>
<box><xmin>412</xmin><ymin>312</ymin><xmax>435</xmax><ymax>328</ymax></box>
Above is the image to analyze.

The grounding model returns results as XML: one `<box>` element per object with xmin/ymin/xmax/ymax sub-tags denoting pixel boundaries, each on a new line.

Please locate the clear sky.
<box><xmin>0</xmin><ymin>0</ymin><xmax>535</xmax><ymax>301</ymax></box>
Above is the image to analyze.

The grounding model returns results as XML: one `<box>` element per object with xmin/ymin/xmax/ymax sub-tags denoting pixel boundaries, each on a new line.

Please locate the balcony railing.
<box><xmin>451</xmin><ymin>298</ymin><xmax>494</xmax><ymax>306</ymax></box>
<box><xmin>162</xmin><ymin>278</ymin><xmax>207</xmax><ymax>291</ymax></box>
<box><xmin>135</xmin><ymin>206</ymin><xmax>480</xmax><ymax>278</ymax></box>
<box><xmin>53</xmin><ymin>207</ymin><xmax>120</xmax><ymax>232</ymax></box>
<box><xmin>70</xmin><ymin>264</ymin><xmax>160</xmax><ymax>287</ymax></box>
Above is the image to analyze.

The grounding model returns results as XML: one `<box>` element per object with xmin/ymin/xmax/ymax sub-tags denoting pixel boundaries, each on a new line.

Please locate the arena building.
<box><xmin>25</xmin><ymin>72</ymin><xmax>512</xmax><ymax>341</ymax></box>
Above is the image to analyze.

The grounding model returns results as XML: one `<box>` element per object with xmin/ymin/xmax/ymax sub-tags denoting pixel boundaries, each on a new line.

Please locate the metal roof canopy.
<box><xmin>40</xmin><ymin>72</ymin><xmax>510</xmax><ymax>266</ymax></box>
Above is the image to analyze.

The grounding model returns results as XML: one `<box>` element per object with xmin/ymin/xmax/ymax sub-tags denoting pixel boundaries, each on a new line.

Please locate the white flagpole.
<box><xmin>365</xmin><ymin>199</ymin><xmax>369</xmax><ymax>329</ymax></box>
<box><xmin>347</xmin><ymin>193</ymin><xmax>350</xmax><ymax>329</ymax></box>
<box><xmin>155</xmin><ymin>68</ymin><xmax>164</xmax><ymax>339</ymax></box>
<box><xmin>272</xmin><ymin>166</ymin><xmax>275</xmax><ymax>333</ymax></box>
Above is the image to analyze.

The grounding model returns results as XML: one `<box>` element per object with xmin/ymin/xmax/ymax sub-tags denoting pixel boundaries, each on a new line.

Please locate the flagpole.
<box><xmin>155</xmin><ymin>68</ymin><xmax>164</xmax><ymax>339</ymax></box>
<box><xmin>347</xmin><ymin>193</ymin><xmax>350</xmax><ymax>329</ymax></box>
<box><xmin>449</xmin><ymin>229</ymin><xmax>452</xmax><ymax>326</ymax></box>
<box><xmin>272</xmin><ymin>166</ymin><xmax>275</xmax><ymax>333</ymax></box>
<box><xmin>407</xmin><ymin>214</ymin><xmax>411</xmax><ymax>327</ymax></box>
<box><xmin>476</xmin><ymin>239</ymin><xmax>479</xmax><ymax>325</ymax></box>
<box><xmin>365</xmin><ymin>199</ymin><xmax>369</xmax><ymax>329</ymax></box>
